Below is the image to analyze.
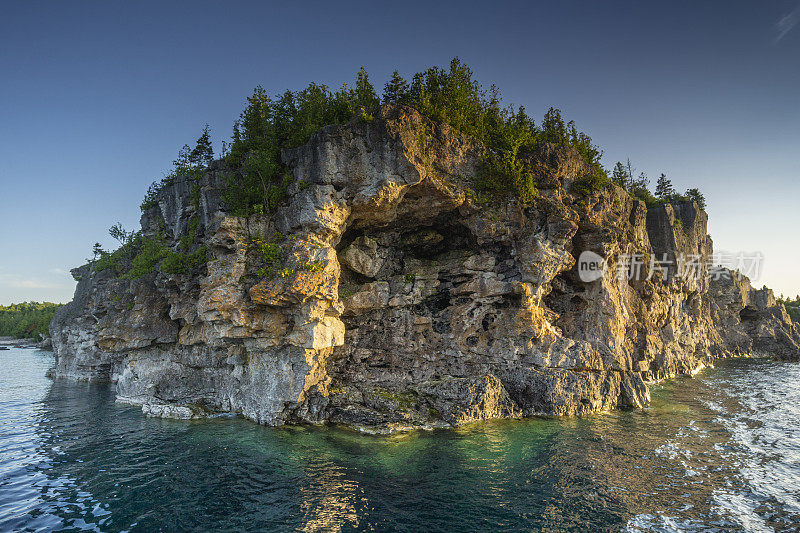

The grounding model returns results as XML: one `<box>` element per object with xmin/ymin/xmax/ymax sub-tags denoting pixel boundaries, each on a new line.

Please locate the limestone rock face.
<box><xmin>708</xmin><ymin>272</ymin><xmax>800</xmax><ymax>360</ymax></box>
<box><xmin>50</xmin><ymin>105</ymin><xmax>800</xmax><ymax>432</ymax></box>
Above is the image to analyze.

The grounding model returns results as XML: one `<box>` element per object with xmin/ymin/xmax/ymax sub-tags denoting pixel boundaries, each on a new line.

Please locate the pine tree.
<box><xmin>409</xmin><ymin>72</ymin><xmax>425</xmax><ymax>103</ymax></box>
<box><xmin>625</xmin><ymin>159</ymin><xmax>636</xmax><ymax>185</ymax></box>
<box><xmin>355</xmin><ymin>66</ymin><xmax>379</xmax><ymax>110</ymax></box>
<box><xmin>173</xmin><ymin>144</ymin><xmax>193</xmax><ymax>174</ymax></box>
<box><xmin>383</xmin><ymin>70</ymin><xmax>409</xmax><ymax>104</ymax></box>
<box><xmin>684</xmin><ymin>188</ymin><xmax>706</xmax><ymax>210</ymax></box>
<box><xmin>631</xmin><ymin>171</ymin><xmax>650</xmax><ymax>196</ymax></box>
<box><xmin>655</xmin><ymin>173</ymin><xmax>675</xmax><ymax>200</ymax></box>
<box><xmin>92</xmin><ymin>242</ymin><xmax>105</xmax><ymax>261</ymax></box>
<box><xmin>540</xmin><ymin>107</ymin><xmax>567</xmax><ymax>144</ymax></box>
<box><xmin>108</xmin><ymin>223</ymin><xmax>132</xmax><ymax>246</ymax></box>
<box><xmin>232</xmin><ymin>121</ymin><xmax>242</xmax><ymax>146</ymax></box>
<box><xmin>190</xmin><ymin>124</ymin><xmax>214</xmax><ymax>167</ymax></box>
<box><xmin>611</xmin><ymin>161</ymin><xmax>630</xmax><ymax>189</ymax></box>
<box><xmin>240</xmin><ymin>86</ymin><xmax>272</xmax><ymax>148</ymax></box>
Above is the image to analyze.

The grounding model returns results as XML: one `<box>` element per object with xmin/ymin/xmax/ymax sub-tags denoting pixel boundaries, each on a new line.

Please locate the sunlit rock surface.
<box><xmin>50</xmin><ymin>105</ymin><xmax>800</xmax><ymax>431</ymax></box>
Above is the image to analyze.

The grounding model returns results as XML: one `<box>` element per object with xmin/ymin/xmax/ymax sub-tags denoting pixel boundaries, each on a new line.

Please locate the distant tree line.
<box><xmin>0</xmin><ymin>302</ymin><xmax>62</xmax><ymax>340</ymax></box>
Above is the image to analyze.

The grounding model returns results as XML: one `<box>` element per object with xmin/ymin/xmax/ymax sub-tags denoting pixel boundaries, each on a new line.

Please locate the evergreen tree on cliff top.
<box><xmin>91</xmin><ymin>242</ymin><xmax>105</xmax><ymax>262</ymax></box>
<box><xmin>655</xmin><ymin>173</ymin><xmax>675</xmax><ymax>200</ymax></box>
<box><xmin>383</xmin><ymin>70</ymin><xmax>409</xmax><ymax>104</ymax></box>
<box><xmin>684</xmin><ymin>188</ymin><xmax>706</xmax><ymax>209</ymax></box>
<box><xmin>630</xmin><ymin>171</ymin><xmax>663</xmax><ymax>206</ymax></box>
<box><xmin>355</xmin><ymin>66</ymin><xmax>380</xmax><ymax>110</ymax></box>
<box><xmin>611</xmin><ymin>161</ymin><xmax>630</xmax><ymax>189</ymax></box>
<box><xmin>190</xmin><ymin>125</ymin><xmax>214</xmax><ymax>167</ymax></box>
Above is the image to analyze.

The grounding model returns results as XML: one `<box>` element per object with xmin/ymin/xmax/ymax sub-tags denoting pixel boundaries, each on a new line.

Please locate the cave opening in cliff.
<box><xmin>336</xmin><ymin>205</ymin><xmax>480</xmax><ymax>282</ymax></box>
<box><xmin>739</xmin><ymin>306</ymin><xmax>759</xmax><ymax>321</ymax></box>
<box><xmin>334</xmin><ymin>202</ymin><xmax>485</xmax><ymax>336</ymax></box>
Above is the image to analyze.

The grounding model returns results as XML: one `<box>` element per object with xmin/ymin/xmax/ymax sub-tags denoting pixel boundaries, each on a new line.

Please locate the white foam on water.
<box><xmin>711</xmin><ymin>489</ymin><xmax>772</xmax><ymax>532</ymax></box>
<box><xmin>626</xmin><ymin>513</ymin><xmax>709</xmax><ymax>532</ymax></box>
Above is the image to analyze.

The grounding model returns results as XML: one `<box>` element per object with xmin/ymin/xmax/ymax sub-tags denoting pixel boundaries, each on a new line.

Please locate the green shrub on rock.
<box><xmin>572</xmin><ymin>171</ymin><xmax>611</xmax><ymax>196</ymax></box>
<box><xmin>160</xmin><ymin>246</ymin><xmax>208</xmax><ymax>276</ymax></box>
<box><xmin>121</xmin><ymin>235</ymin><xmax>169</xmax><ymax>280</ymax></box>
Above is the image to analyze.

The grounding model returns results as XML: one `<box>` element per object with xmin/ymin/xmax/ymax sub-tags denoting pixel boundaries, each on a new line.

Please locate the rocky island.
<box><xmin>49</xmin><ymin>63</ymin><xmax>800</xmax><ymax>432</ymax></box>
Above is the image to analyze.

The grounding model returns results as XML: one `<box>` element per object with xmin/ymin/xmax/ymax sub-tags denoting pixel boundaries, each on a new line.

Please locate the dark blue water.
<box><xmin>1</xmin><ymin>348</ymin><xmax>799</xmax><ymax>532</ymax></box>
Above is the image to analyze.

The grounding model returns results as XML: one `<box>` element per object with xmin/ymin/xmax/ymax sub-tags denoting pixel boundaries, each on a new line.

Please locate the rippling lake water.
<box><xmin>1</xmin><ymin>347</ymin><xmax>799</xmax><ymax>532</ymax></box>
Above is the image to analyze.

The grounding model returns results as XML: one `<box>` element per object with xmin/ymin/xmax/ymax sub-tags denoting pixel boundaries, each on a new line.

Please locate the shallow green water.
<box><xmin>1</xmin><ymin>347</ymin><xmax>798</xmax><ymax>531</ymax></box>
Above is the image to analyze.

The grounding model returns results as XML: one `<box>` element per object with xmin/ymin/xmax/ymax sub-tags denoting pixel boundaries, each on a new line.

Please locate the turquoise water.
<box><xmin>1</xmin><ymin>348</ymin><xmax>799</xmax><ymax>532</ymax></box>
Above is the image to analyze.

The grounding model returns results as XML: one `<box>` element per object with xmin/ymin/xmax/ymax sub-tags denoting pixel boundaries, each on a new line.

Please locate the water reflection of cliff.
<box><xmin>31</xmin><ymin>362</ymin><xmax>798</xmax><ymax>531</ymax></box>
<box><xmin>288</xmin><ymin>420</ymin><xmax>631</xmax><ymax>531</ymax></box>
<box><xmin>31</xmin><ymin>378</ymin><xmax>666</xmax><ymax>531</ymax></box>
<box><xmin>282</xmin><ymin>397</ymin><xmax>736</xmax><ymax>531</ymax></box>
<box><xmin>33</xmin><ymin>381</ymin><xmax>631</xmax><ymax>531</ymax></box>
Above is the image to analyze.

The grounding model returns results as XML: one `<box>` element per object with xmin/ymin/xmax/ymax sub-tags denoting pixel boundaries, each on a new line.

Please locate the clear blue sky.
<box><xmin>1</xmin><ymin>0</ymin><xmax>799</xmax><ymax>305</ymax></box>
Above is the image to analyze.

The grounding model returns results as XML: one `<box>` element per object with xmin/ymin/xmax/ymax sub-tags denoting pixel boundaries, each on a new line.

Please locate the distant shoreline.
<box><xmin>0</xmin><ymin>337</ymin><xmax>41</xmax><ymax>348</ymax></box>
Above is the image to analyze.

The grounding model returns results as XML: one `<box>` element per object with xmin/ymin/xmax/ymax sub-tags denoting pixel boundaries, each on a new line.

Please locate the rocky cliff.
<box><xmin>50</xmin><ymin>105</ymin><xmax>800</xmax><ymax>431</ymax></box>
